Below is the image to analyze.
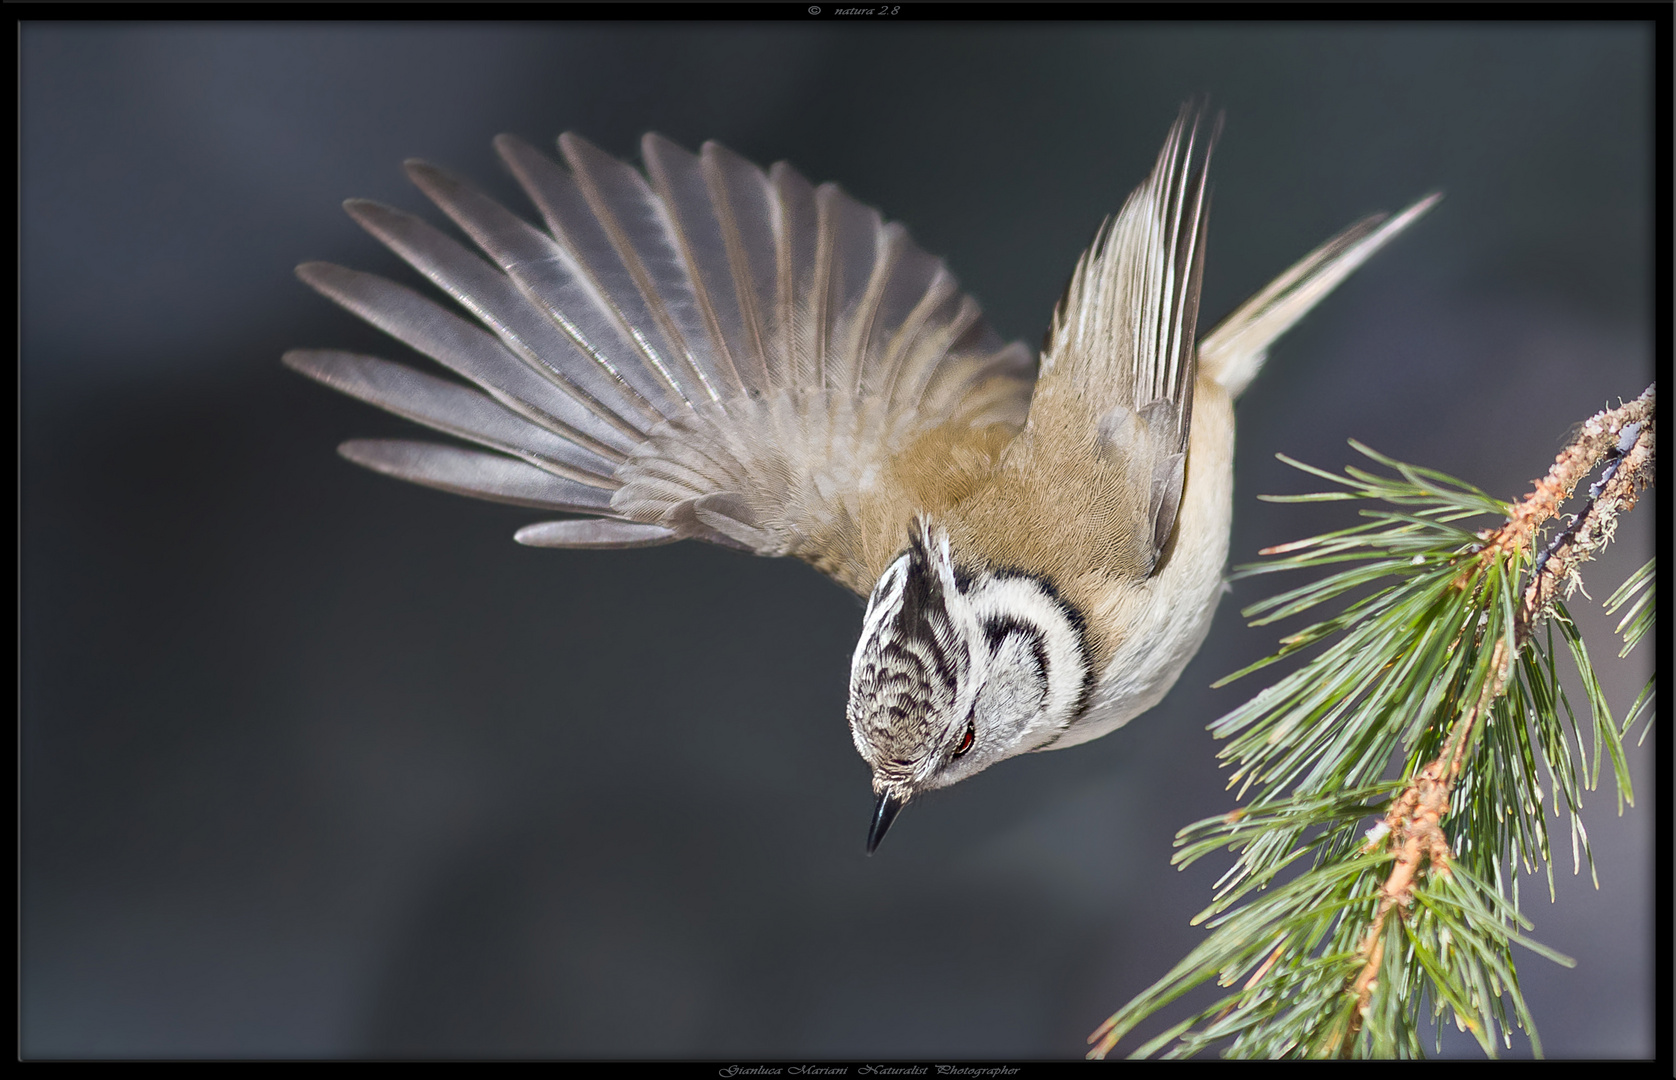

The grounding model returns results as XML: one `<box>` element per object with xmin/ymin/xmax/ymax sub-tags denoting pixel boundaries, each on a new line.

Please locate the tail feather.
<box><xmin>1200</xmin><ymin>192</ymin><xmax>1441</xmax><ymax>398</ymax></box>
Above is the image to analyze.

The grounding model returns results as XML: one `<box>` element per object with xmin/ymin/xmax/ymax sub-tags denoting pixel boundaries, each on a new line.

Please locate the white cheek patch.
<box><xmin>976</xmin><ymin>631</ymin><xmax>1049</xmax><ymax>728</ymax></box>
<box><xmin>967</xmin><ymin>575</ymin><xmax>1090</xmax><ymax>743</ymax></box>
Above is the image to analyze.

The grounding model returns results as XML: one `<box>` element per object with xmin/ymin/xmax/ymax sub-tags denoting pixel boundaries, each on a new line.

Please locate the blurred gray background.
<box><xmin>21</xmin><ymin>21</ymin><xmax>1655</xmax><ymax>1059</ymax></box>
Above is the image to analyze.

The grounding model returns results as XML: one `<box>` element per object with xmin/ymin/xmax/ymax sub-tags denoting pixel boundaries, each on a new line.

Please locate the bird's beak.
<box><xmin>866</xmin><ymin>790</ymin><xmax>907</xmax><ymax>854</ymax></box>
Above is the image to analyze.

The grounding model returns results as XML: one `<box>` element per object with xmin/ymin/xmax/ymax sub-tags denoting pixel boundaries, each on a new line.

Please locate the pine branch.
<box><xmin>1498</xmin><ymin>385</ymin><xmax>1656</xmax><ymax>638</ymax></box>
<box><xmin>1088</xmin><ymin>384</ymin><xmax>1655</xmax><ymax>1060</ymax></box>
<box><xmin>1339</xmin><ymin>385</ymin><xmax>1653</xmax><ymax>1051</ymax></box>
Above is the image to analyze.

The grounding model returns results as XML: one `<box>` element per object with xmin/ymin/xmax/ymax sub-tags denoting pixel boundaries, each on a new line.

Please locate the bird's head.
<box><xmin>847</xmin><ymin>519</ymin><xmax>1093</xmax><ymax>852</ymax></box>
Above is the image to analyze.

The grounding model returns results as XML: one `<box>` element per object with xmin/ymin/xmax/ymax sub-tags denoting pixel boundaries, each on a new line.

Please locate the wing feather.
<box><xmin>493</xmin><ymin>134</ymin><xmax>695</xmax><ymax>411</ymax></box>
<box><xmin>295</xmin><ymin>262</ymin><xmax>632</xmax><ymax>461</ymax></box>
<box><xmin>768</xmin><ymin>161</ymin><xmax>823</xmax><ymax>391</ymax></box>
<box><xmin>904</xmin><ymin>296</ymin><xmax>992</xmax><ymax>421</ymax></box>
<box><xmin>878</xmin><ymin>269</ymin><xmax>964</xmax><ymax>411</ymax></box>
<box><xmin>816</xmin><ymin>182</ymin><xmax>887</xmax><ymax>396</ymax></box>
<box><xmin>863</xmin><ymin>226</ymin><xmax>944</xmax><ymax>401</ymax></box>
<box><xmin>340</xmin><ymin>199</ymin><xmax>643</xmax><ymax>455</ymax></box>
<box><xmin>295</xmin><ymin>133</ymin><xmax>1034</xmax><ymax>589</ymax></box>
<box><xmin>283</xmin><ymin>350</ymin><xmax>620</xmax><ymax>486</ymax></box>
<box><xmin>559</xmin><ymin>133</ymin><xmax>736</xmax><ymax>406</ymax></box>
<box><xmin>700</xmin><ymin>141</ymin><xmax>781</xmax><ymax>393</ymax></box>
<box><xmin>401</xmin><ymin>160</ymin><xmax>668</xmax><ymax>429</ymax></box>
<box><xmin>1036</xmin><ymin>105</ymin><xmax>1216</xmax><ymax>572</ymax></box>
<box><xmin>513</xmin><ymin>518</ymin><xmax>680</xmax><ymax>549</ymax></box>
<box><xmin>339</xmin><ymin>439</ymin><xmax>614</xmax><ymax>512</ymax></box>
<box><xmin>641</xmin><ymin>134</ymin><xmax>761</xmax><ymax>398</ymax></box>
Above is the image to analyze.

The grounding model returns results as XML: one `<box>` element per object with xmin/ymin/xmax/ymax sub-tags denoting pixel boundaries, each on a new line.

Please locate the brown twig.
<box><xmin>1339</xmin><ymin>384</ymin><xmax>1655</xmax><ymax>1055</ymax></box>
<box><xmin>1476</xmin><ymin>385</ymin><xmax>1655</xmax><ymax>567</ymax></box>
<box><xmin>1516</xmin><ymin>401</ymin><xmax>1655</xmax><ymax>638</ymax></box>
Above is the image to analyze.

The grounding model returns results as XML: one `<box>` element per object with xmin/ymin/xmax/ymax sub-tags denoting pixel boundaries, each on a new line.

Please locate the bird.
<box><xmin>285</xmin><ymin>105</ymin><xmax>1436</xmax><ymax>853</ymax></box>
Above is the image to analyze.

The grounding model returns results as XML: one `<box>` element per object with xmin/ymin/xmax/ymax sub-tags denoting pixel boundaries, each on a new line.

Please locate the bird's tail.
<box><xmin>1198</xmin><ymin>192</ymin><xmax>1440</xmax><ymax>399</ymax></box>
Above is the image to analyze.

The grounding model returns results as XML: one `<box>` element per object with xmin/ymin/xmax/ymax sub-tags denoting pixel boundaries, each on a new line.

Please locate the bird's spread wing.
<box><xmin>1024</xmin><ymin>107</ymin><xmax>1214</xmax><ymax>576</ymax></box>
<box><xmin>288</xmin><ymin>134</ymin><xmax>1034</xmax><ymax>593</ymax></box>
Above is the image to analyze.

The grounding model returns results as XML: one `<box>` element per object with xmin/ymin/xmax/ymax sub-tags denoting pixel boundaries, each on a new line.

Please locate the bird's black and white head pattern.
<box><xmin>847</xmin><ymin>519</ymin><xmax>1094</xmax><ymax>806</ymax></box>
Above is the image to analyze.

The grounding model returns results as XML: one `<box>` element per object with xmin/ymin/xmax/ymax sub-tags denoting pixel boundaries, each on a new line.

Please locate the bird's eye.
<box><xmin>953</xmin><ymin>720</ymin><xmax>975</xmax><ymax>758</ymax></box>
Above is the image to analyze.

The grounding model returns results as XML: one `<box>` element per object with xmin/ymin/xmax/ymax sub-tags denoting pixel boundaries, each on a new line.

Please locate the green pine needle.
<box><xmin>1089</xmin><ymin>442</ymin><xmax>1647</xmax><ymax>1060</ymax></box>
